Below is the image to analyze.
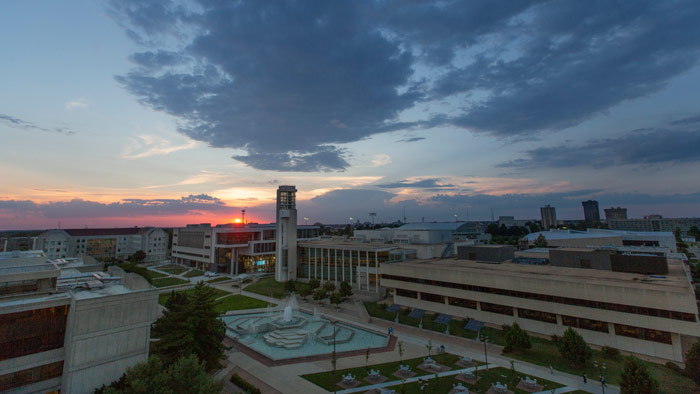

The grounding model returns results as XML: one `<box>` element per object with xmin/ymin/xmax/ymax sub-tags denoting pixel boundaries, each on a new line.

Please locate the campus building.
<box><xmin>581</xmin><ymin>200</ymin><xmax>600</xmax><ymax>224</ymax></box>
<box><xmin>604</xmin><ymin>207</ymin><xmax>628</xmax><ymax>221</ymax></box>
<box><xmin>36</xmin><ymin>228</ymin><xmax>168</xmax><ymax>262</ymax></box>
<box><xmin>380</xmin><ymin>248</ymin><xmax>700</xmax><ymax>362</ymax></box>
<box><xmin>540</xmin><ymin>205</ymin><xmax>557</xmax><ymax>230</ymax></box>
<box><xmin>608</xmin><ymin>215</ymin><xmax>700</xmax><ymax>235</ymax></box>
<box><xmin>520</xmin><ymin>229</ymin><xmax>677</xmax><ymax>251</ymax></box>
<box><xmin>171</xmin><ymin>222</ymin><xmax>319</xmax><ymax>275</ymax></box>
<box><xmin>0</xmin><ymin>253</ymin><xmax>158</xmax><ymax>393</ymax></box>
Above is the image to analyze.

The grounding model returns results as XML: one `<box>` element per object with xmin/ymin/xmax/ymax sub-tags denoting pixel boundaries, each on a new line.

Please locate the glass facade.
<box><xmin>240</xmin><ymin>254</ymin><xmax>275</xmax><ymax>273</ymax></box>
<box><xmin>0</xmin><ymin>361</ymin><xmax>64</xmax><ymax>391</ymax></box>
<box><xmin>85</xmin><ymin>238</ymin><xmax>117</xmax><ymax>259</ymax></box>
<box><xmin>0</xmin><ymin>306</ymin><xmax>69</xmax><ymax>361</ymax></box>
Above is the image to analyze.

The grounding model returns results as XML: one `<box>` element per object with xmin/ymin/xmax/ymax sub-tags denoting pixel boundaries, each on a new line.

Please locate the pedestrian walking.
<box><xmin>601</xmin><ymin>376</ymin><xmax>607</xmax><ymax>387</ymax></box>
<box><xmin>583</xmin><ymin>374</ymin><xmax>587</xmax><ymax>383</ymax></box>
<box><xmin>549</xmin><ymin>365</ymin><xmax>553</xmax><ymax>374</ymax></box>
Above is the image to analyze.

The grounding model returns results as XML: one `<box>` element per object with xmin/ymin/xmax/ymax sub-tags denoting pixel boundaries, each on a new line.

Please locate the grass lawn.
<box><xmin>207</xmin><ymin>277</ymin><xmax>231</xmax><ymax>283</ymax></box>
<box><xmin>302</xmin><ymin>353</ymin><xmax>479</xmax><ymax>392</ymax></box>
<box><xmin>151</xmin><ymin>277</ymin><xmax>189</xmax><ymax>288</ymax></box>
<box><xmin>185</xmin><ymin>269</ymin><xmax>204</xmax><ymax>278</ymax></box>
<box><xmin>158</xmin><ymin>287</ymin><xmax>231</xmax><ymax>306</ymax></box>
<box><xmin>245</xmin><ymin>277</ymin><xmax>310</xmax><ymax>299</ymax></box>
<box><xmin>364</xmin><ymin>302</ymin><xmax>507</xmax><ymax>345</ymax></box>
<box><xmin>148</xmin><ymin>270</ymin><xmax>169</xmax><ymax>279</ymax></box>
<box><xmin>214</xmin><ymin>294</ymin><xmax>269</xmax><ymax>313</ymax></box>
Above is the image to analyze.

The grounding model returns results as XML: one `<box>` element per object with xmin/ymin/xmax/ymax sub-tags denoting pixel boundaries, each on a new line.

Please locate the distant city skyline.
<box><xmin>3</xmin><ymin>1</ymin><xmax>700</xmax><ymax>229</ymax></box>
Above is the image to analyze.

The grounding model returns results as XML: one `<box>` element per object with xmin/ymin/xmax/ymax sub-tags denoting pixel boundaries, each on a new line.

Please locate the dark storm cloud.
<box><xmin>0</xmin><ymin>114</ymin><xmax>75</xmax><ymax>135</ymax></box>
<box><xmin>498</xmin><ymin>127</ymin><xmax>700</xmax><ymax>169</ymax></box>
<box><xmin>109</xmin><ymin>0</ymin><xmax>700</xmax><ymax>171</ymax></box>
<box><xmin>376</xmin><ymin>178</ymin><xmax>455</xmax><ymax>189</ymax></box>
<box><xmin>0</xmin><ymin>194</ymin><xmax>232</xmax><ymax>219</ymax></box>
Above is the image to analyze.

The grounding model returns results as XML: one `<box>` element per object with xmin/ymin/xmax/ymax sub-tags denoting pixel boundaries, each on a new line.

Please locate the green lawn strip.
<box><xmin>148</xmin><ymin>270</ymin><xmax>169</xmax><ymax>279</ymax></box>
<box><xmin>214</xmin><ymin>294</ymin><xmax>269</xmax><ymax>313</ymax></box>
<box><xmin>186</xmin><ymin>269</ymin><xmax>204</xmax><ymax>278</ymax></box>
<box><xmin>151</xmin><ymin>277</ymin><xmax>189</xmax><ymax>288</ymax></box>
<box><xmin>301</xmin><ymin>353</ymin><xmax>468</xmax><ymax>392</ymax></box>
<box><xmin>364</xmin><ymin>302</ymin><xmax>507</xmax><ymax>346</ymax></box>
<box><xmin>244</xmin><ymin>277</ymin><xmax>309</xmax><ymax>299</ymax></box>
<box><xmin>645</xmin><ymin>361</ymin><xmax>698</xmax><ymax>394</ymax></box>
<box><xmin>207</xmin><ymin>277</ymin><xmax>232</xmax><ymax>283</ymax></box>
<box><xmin>158</xmin><ymin>287</ymin><xmax>231</xmax><ymax>306</ymax></box>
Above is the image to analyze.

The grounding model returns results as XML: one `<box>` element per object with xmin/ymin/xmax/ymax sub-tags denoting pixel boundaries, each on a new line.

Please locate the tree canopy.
<box><xmin>620</xmin><ymin>356</ymin><xmax>658</xmax><ymax>394</ymax></box>
<box><xmin>151</xmin><ymin>282</ymin><xmax>226</xmax><ymax>371</ymax></box>
<box><xmin>503</xmin><ymin>322</ymin><xmax>532</xmax><ymax>353</ymax></box>
<box><xmin>556</xmin><ymin>327</ymin><xmax>591</xmax><ymax>365</ymax></box>
<box><xmin>97</xmin><ymin>355</ymin><xmax>222</xmax><ymax>394</ymax></box>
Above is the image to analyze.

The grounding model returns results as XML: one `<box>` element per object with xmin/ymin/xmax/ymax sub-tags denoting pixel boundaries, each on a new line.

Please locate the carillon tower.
<box><xmin>275</xmin><ymin>185</ymin><xmax>297</xmax><ymax>281</ymax></box>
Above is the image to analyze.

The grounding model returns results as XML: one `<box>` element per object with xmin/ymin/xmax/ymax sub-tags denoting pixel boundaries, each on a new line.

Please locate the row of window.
<box><xmin>0</xmin><ymin>361</ymin><xmax>64</xmax><ymax>391</ymax></box>
<box><xmin>0</xmin><ymin>306</ymin><xmax>69</xmax><ymax>361</ymax></box>
<box><xmin>383</xmin><ymin>274</ymin><xmax>696</xmax><ymax>322</ymax></box>
<box><xmin>395</xmin><ymin>288</ymin><xmax>674</xmax><ymax>344</ymax></box>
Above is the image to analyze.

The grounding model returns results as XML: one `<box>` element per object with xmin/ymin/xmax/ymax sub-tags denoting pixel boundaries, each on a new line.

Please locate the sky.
<box><xmin>2</xmin><ymin>0</ymin><xmax>700</xmax><ymax>230</ymax></box>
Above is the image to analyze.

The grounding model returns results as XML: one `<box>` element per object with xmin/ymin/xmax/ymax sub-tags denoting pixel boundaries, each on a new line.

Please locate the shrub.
<box><xmin>308</xmin><ymin>278</ymin><xmax>321</xmax><ymax>290</ymax></box>
<box><xmin>323</xmin><ymin>281</ymin><xmax>336</xmax><ymax>293</ymax></box>
<box><xmin>601</xmin><ymin>345</ymin><xmax>621</xmax><ymax>360</ymax></box>
<box><xmin>230</xmin><ymin>373</ymin><xmax>262</xmax><ymax>394</ymax></box>
<box><xmin>557</xmin><ymin>327</ymin><xmax>591</xmax><ymax>365</ymax></box>
<box><xmin>551</xmin><ymin>334</ymin><xmax>560</xmax><ymax>344</ymax></box>
<box><xmin>339</xmin><ymin>281</ymin><xmax>353</xmax><ymax>298</ymax></box>
<box><xmin>284</xmin><ymin>280</ymin><xmax>296</xmax><ymax>294</ymax></box>
<box><xmin>665</xmin><ymin>361</ymin><xmax>684</xmax><ymax>375</ymax></box>
<box><xmin>313</xmin><ymin>288</ymin><xmax>327</xmax><ymax>301</ymax></box>
<box><xmin>503</xmin><ymin>322</ymin><xmax>532</xmax><ymax>353</ymax></box>
<box><xmin>118</xmin><ymin>262</ymin><xmax>152</xmax><ymax>283</ymax></box>
<box><xmin>620</xmin><ymin>356</ymin><xmax>659</xmax><ymax>394</ymax></box>
<box><xmin>685</xmin><ymin>341</ymin><xmax>700</xmax><ymax>386</ymax></box>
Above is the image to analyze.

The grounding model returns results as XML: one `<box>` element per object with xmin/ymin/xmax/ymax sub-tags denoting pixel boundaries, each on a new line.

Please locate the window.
<box><xmin>421</xmin><ymin>292</ymin><xmax>445</xmax><ymax>304</ymax></box>
<box><xmin>519</xmin><ymin>308</ymin><xmax>557</xmax><ymax>324</ymax></box>
<box><xmin>0</xmin><ymin>306</ymin><xmax>69</xmax><ymax>361</ymax></box>
<box><xmin>481</xmin><ymin>302</ymin><xmax>513</xmax><ymax>316</ymax></box>
<box><xmin>448</xmin><ymin>296</ymin><xmax>477</xmax><ymax>309</ymax></box>
<box><xmin>0</xmin><ymin>361</ymin><xmax>64</xmax><ymax>391</ymax></box>
<box><xmin>614</xmin><ymin>324</ymin><xmax>672</xmax><ymax>344</ymax></box>
<box><xmin>396</xmin><ymin>288</ymin><xmax>418</xmax><ymax>299</ymax></box>
<box><xmin>562</xmin><ymin>315</ymin><xmax>608</xmax><ymax>333</ymax></box>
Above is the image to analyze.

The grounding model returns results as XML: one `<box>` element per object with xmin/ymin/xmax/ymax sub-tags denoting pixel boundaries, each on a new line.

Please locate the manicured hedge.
<box><xmin>230</xmin><ymin>373</ymin><xmax>262</xmax><ymax>394</ymax></box>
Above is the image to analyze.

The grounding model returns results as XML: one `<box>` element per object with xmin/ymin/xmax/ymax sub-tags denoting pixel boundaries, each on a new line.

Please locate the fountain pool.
<box><xmin>221</xmin><ymin>296</ymin><xmax>389</xmax><ymax>362</ymax></box>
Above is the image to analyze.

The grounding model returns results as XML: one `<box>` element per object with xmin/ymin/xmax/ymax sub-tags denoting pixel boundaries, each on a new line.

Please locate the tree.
<box><xmin>151</xmin><ymin>283</ymin><xmax>226</xmax><ymax>371</ymax></box>
<box><xmin>330</xmin><ymin>291</ymin><xmax>343</xmax><ymax>307</ymax></box>
<box><xmin>323</xmin><ymin>281</ymin><xmax>336</xmax><ymax>293</ymax></box>
<box><xmin>674</xmin><ymin>227</ymin><xmax>682</xmax><ymax>242</ymax></box>
<box><xmin>284</xmin><ymin>280</ymin><xmax>296</xmax><ymax>294</ymax></box>
<box><xmin>557</xmin><ymin>327</ymin><xmax>591</xmax><ymax>365</ymax></box>
<box><xmin>130</xmin><ymin>250</ymin><xmax>147</xmax><ymax>263</ymax></box>
<box><xmin>685</xmin><ymin>341</ymin><xmax>700</xmax><ymax>386</ymax></box>
<box><xmin>308</xmin><ymin>278</ymin><xmax>321</xmax><ymax>290</ymax></box>
<box><xmin>533</xmin><ymin>234</ymin><xmax>548</xmax><ymax>248</ymax></box>
<box><xmin>297</xmin><ymin>285</ymin><xmax>312</xmax><ymax>300</ymax></box>
<box><xmin>313</xmin><ymin>288</ymin><xmax>327</xmax><ymax>301</ymax></box>
<box><xmin>620</xmin><ymin>356</ymin><xmax>659</xmax><ymax>394</ymax></box>
<box><xmin>339</xmin><ymin>281</ymin><xmax>353</xmax><ymax>299</ymax></box>
<box><xmin>503</xmin><ymin>322</ymin><xmax>532</xmax><ymax>353</ymax></box>
<box><xmin>97</xmin><ymin>355</ymin><xmax>222</xmax><ymax>394</ymax></box>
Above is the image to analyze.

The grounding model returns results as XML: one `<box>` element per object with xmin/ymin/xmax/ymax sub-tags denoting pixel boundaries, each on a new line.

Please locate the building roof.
<box><xmin>298</xmin><ymin>240</ymin><xmax>398</xmax><ymax>251</ymax></box>
<box><xmin>522</xmin><ymin>230</ymin><xmax>620</xmax><ymax>241</ymax></box>
<box><xmin>63</xmin><ymin>227</ymin><xmax>153</xmax><ymax>236</ymax></box>
<box><xmin>398</xmin><ymin>222</ymin><xmax>469</xmax><ymax>231</ymax></box>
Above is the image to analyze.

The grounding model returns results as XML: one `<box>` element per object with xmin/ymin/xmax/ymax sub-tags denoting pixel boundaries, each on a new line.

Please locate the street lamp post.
<box><xmin>304</xmin><ymin>217</ymin><xmax>309</xmax><ymax>225</ymax></box>
<box><xmin>480</xmin><ymin>335</ymin><xmax>489</xmax><ymax>370</ymax></box>
<box><xmin>593</xmin><ymin>360</ymin><xmax>607</xmax><ymax>394</ymax></box>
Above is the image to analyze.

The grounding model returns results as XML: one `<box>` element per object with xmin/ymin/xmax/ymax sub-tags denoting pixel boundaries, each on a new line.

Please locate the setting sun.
<box><xmin>234</xmin><ymin>218</ymin><xmax>242</xmax><ymax>223</ymax></box>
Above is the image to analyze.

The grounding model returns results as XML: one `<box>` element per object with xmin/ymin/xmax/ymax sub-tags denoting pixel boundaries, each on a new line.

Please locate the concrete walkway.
<box><xmin>225</xmin><ymin>288</ymin><xmax>619</xmax><ymax>394</ymax></box>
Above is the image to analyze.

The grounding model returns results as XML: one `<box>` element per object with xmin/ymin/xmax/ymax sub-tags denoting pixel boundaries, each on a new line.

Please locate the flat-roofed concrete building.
<box><xmin>608</xmin><ymin>215</ymin><xmax>700</xmax><ymax>235</ymax></box>
<box><xmin>582</xmin><ymin>200</ymin><xmax>600</xmax><ymax>224</ymax></box>
<box><xmin>521</xmin><ymin>229</ymin><xmax>677</xmax><ymax>251</ymax></box>
<box><xmin>381</xmin><ymin>257</ymin><xmax>700</xmax><ymax>362</ymax></box>
<box><xmin>36</xmin><ymin>227</ymin><xmax>168</xmax><ymax>262</ymax></box>
<box><xmin>604</xmin><ymin>207</ymin><xmax>628</xmax><ymax>221</ymax></box>
<box><xmin>0</xmin><ymin>255</ymin><xmax>158</xmax><ymax>393</ymax></box>
<box><xmin>540</xmin><ymin>205</ymin><xmax>557</xmax><ymax>230</ymax></box>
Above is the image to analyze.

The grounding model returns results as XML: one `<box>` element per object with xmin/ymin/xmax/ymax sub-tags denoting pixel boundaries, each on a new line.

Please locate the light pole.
<box><xmin>593</xmin><ymin>360</ymin><xmax>607</xmax><ymax>394</ymax></box>
<box><xmin>304</xmin><ymin>217</ymin><xmax>309</xmax><ymax>225</ymax></box>
<box><xmin>480</xmin><ymin>335</ymin><xmax>490</xmax><ymax>370</ymax></box>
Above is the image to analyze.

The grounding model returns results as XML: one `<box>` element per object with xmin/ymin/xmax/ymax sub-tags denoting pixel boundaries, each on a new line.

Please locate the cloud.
<box><xmin>65</xmin><ymin>98</ymin><xmax>88</xmax><ymax>110</ymax></box>
<box><xmin>498</xmin><ymin>124</ymin><xmax>700</xmax><ymax>169</ymax></box>
<box><xmin>371</xmin><ymin>154</ymin><xmax>392</xmax><ymax>167</ymax></box>
<box><xmin>108</xmin><ymin>0</ymin><xmax>700</xmax><ymax>171</ymax></box>
<box><xmin>0</xmin><ymin>194</ymin><xmax>233</xmax><ymax>220</ymax></box>
<box><xmin>398</xmin><ymin>137</ymin><xmax>425</xmax><ymax>143</ymax></box>
<box><xmin>376</xmin><ymin>178</ymin><xmax>454</xmax><ymax>189</ymax></box>
<box><xmin>121</xmin><ymin>134</ymin><xmax>199</xmax><ymax>159</ymax></box>
<box><xmin>0</xmin><ymin>113</ymin><xmax>75</xmax><ymax>135</ymax></box>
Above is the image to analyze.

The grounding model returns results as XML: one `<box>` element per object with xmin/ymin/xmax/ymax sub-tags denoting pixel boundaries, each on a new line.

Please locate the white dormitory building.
<box><xmin>0</xmin><ymin>251</ymin><xmax>158</xmax><ymax>393</ymax></box>
<box><xmin>36</xmin><ymin>228</ymin><xmax>169</xmax><ymax>262</ymax></box>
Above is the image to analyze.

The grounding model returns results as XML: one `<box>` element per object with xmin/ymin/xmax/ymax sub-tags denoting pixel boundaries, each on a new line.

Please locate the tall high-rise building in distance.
<box><xmin>540</xmin><ymin>205</ymin><xmax>557</xmax><ymax>230</ymax></box>
<box><xmin>276</xmin><ymin>185</ymin><xmax>297</xmax><ymax>281</ymax></box>
<box><xmin>604</xmin><ymin>206</ymin><xmax>628</xmax><ymax>221</ymax></box>
<box><xmin>582</xmin><ymin>200</ymin><xmax>600</xmax><ymax>224</ymax></box>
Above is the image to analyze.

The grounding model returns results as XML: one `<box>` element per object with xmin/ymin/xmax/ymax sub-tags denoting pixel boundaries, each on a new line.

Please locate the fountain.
<box><xmin>221</xmin><ymin>294</ymin><xmax>388</xmax><ymax>360</ymax></box>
